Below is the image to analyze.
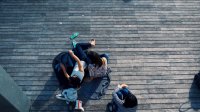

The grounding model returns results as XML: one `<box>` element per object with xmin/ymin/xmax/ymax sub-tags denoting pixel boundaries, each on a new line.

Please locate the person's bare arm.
<box><xmin>60</xmin><ymin>63</ymin><xmax>70</xmax><ymax>79</ymax></box>
<box><xmin>68</xmin><ymin>50</ymin><xmax>84</xmax><ymax>72</ymax></box>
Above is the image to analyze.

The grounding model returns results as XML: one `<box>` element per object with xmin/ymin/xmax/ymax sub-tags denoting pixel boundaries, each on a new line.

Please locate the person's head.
<box><xmin>123</xmin><ymin>92</ymin><xmax>138</xmax><ymax>108</ymax></box>
<box><xmin>70</xmin><ymin>76</ymin><xmax>81</xmax><ymax>88</ymax></box>
<box><xmin>86</xmin><ymin>51</ymin><xmax>102</xmax><ymax>67</ymax></box>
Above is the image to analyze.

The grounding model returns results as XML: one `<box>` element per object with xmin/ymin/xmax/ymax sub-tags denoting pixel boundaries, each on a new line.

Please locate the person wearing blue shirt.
<box><xmin>108</xmin><ymin>84</ymin><xmax>138</xmax><ymax>112</ymax></box>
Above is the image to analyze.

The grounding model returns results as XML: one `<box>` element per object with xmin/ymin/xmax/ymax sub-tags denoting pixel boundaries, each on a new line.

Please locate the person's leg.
<box><xmin>76</xmin><ymin>43</ymin><xmax>92</xmax><ymax>51</ymax></box>
<box><xmin>73</xmin><ymin>44</ymin><xmax>87</xmax><ymax>60</ymax></box>
<box><xmin>72</xmin><ymin>39</ymin><xmax>95</xmax><ymax>64</ymax></box>
<box><xmin>73</xmin><ymin>39</ymin><xmax>95</xmax><ymax>50</ymax></box>
<box><xmin>73</xmin><ymin>43</ymin><xmax>91</xmax><ymax>64</ymax></box>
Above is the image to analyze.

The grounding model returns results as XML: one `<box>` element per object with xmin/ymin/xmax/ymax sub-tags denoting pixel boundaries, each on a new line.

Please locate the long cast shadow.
<box><xmin>78</xmin><ymin>75</ymin><xmax>111</xmax><ymax>106</ymax></box>
<box><xmin>31</xmin><ymin>72</ymin><xmax>68</xmax><ymax>111</ymax></box>
<box><xmin>189</xmin><ymin>81</ymin><xmax>200</xmax><ymax>110</ymax></box>
<box><xmin>179</xmin><ymin>80</ymin><xmax>200</xmax><ymax>112</ymax></box>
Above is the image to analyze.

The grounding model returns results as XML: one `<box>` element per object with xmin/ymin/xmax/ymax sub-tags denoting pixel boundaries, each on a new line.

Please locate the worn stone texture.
<box><xmin>0</xmin><ymin>66</ymin><xmax>30</xmax><ymax>112</ymax></box>
<box><xmin>0</xmin><ymin>0</ymin><xmax>200</xmax><ymax>111</ymax></box>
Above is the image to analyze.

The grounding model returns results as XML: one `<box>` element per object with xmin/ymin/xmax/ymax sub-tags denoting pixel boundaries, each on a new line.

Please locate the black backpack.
<box><xmin>194</xmin><ymin>71</ymin><xmax>200</xmax><ymax>89</ymax></box>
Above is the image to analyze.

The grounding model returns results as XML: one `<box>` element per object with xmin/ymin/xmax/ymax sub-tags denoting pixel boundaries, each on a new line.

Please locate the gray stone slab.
<box><xmin>0</xmin><ymin>66</ymin><xmax>30</xmax><ymax>112</ymax></box>
<box><xmin>0</xmin><ymin>0</ymin><xmax>200</xmax><ymax>111</ymax></box>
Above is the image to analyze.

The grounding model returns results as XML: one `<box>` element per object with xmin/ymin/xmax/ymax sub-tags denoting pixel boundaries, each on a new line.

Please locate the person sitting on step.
<box><xmin>107</xmin><ymin>83</ymin><xmax>138</xmax><ymax>112</ymax></box>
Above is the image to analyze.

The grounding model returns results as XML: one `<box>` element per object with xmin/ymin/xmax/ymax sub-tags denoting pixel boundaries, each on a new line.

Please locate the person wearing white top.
<box><xmin>60</xmin><ymin>50</ymin><xmax>85</xmax><ymax>88</ymax></box>
<box><xmin>71</xmin><ymin>61</ymin><xmax>86</xmax><ymax>82</ymax></box>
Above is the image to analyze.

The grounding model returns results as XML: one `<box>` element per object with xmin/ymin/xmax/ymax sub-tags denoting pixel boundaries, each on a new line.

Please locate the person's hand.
<box><xmin>120</xmin><ymin>83</ymin><xmax>128</xmax><ymax>88</ymax></box>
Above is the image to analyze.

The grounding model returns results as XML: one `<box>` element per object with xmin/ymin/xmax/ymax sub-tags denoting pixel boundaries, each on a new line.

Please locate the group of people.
<box><xmin>52</xmin><ymin>33</ymin><xmax>138</xmax><ymax>112</ymax></box>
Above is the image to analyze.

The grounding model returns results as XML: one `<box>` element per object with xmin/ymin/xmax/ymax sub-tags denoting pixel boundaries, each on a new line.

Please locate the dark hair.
<box><xmin>86</xmin><ymin>51</ymin><xmax>102</xmax><ymax>67</ymax></box>
<box><xmin>123</xmin><ymin>92</ymin><xmax>138</xmax><ymax>108</ymax></box>
<box><xmin>70</xmin><ymin>76</ymin><xmax>81</xmax><ymax>88</ymax></box>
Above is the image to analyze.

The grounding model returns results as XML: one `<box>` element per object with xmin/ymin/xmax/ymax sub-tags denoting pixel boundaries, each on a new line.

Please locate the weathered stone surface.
<box><xmin>0</xmin><ymin>0</ymin><xmax>200</xmax><ymax>111</ymax></box>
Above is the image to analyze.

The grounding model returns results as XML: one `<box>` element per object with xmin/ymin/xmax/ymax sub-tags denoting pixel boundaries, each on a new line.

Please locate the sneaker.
<box><xmin>70</xmin><ymin>32</ymin><xmax>79</xmax><ymax>40</ymax></box>
<box><xmin>56</xmin><ymin>94</ymin><xmax>66</xmax><ymax>100</ymax></box>
<box><xmin>75</xmin><ymin>100</ymin><xmax>84</xmax><ymax>111</ymax></box>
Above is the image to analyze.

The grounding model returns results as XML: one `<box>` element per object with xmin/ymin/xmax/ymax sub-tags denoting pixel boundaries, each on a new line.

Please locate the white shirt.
<box><xmin>71</xmin><ymin>61</ymin><xmax>86</xmax><ymax>82</ymax></box>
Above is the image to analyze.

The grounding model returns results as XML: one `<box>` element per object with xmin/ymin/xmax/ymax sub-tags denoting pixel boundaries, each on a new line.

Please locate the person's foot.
<box><xmin>70</xmin><ymin>32</ymin><xmax>79</xmax><ymax>40</ymax></box>
<box><xmin>89</xmin><ymin>39</ymin><xmax>95</xmax><ymax>47</ymax></box>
